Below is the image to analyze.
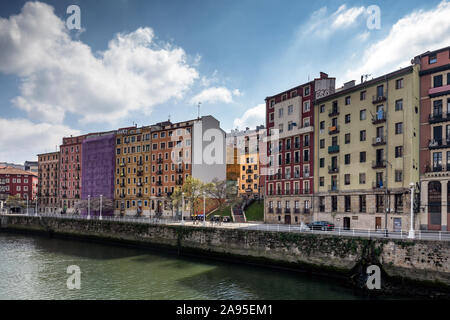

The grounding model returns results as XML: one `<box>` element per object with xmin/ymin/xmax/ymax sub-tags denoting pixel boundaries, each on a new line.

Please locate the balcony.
<box><xmin>429</xmin><ymin>112</ymin><xmax>450</xmax><ymax>124</ymax></box>
<box><xmin>372</xmin><ymin>111</ymin><xmax>386</xmax><ymax>124</ymax></box>
<box><xmin>284</xmin><ymin>208</ymin><xmax>291</xmax><ymax>214</ymax></box>
<box><xmin>373</xmin><ymin>181</ymin><xmax>385</xmax><ymax>189</ymax></box>
<box><xmin>372</xmin><ymin>136</ymin><xmax>386</xmax><ymax>146</ymax></box>
<box><xmin>137</xmin><ymin>193</ymin><xmax>143</xmax><ymax>198</ymax></box>
<box><xmin>429</xmin><ymin>138</ymin><xmax>450</xmax><ymax>149</ymax></box>
<box><xmin>294</xmin><ymin>208</ymin><xmax>300</xmax><ymax>214</ymax></box>
<box><xmin>328</xmin><ymin>185</ymin><xmax>338</xmax><ymax>192</ymax></box>
<box><xmin>137</xmin><ymin>160</ymin><xmax>143</xmax><ymax>166</ymax></box>
<box><xmin>372</xmin><ymin>94</ymin><xmax>387</xmax><ymax>104</ymax></box>
<box><xmin>328</xmin><ymin>145</ymin><xmax>340</xmax><ymax>154</ymax></box>
<box><xmin>429</xmin><ymin>84</ymin><xmax>450</xmax><ymax>96</ymax></box>
<box><xmin>156</xmin><ymin>181</ymin><xmax>163</xmax><ymax>186</ymax></box>
<box><xmin>294</xmin><ymin>189</ymin><xmax>300</xmax><ymax>195</ymax></box>
<box><xmin>303</xmin><ymin>189</ymin><xmax>310</xmax><ymax>194</ymax></box>
<box><xmin>328</xmin><ymin>108</ymin><xmax>339</xmax><ymax>117</ymax></box>
<box><xmin>246</xmin><ymin>169</ymin><xmax>253</xmax><ymax>174</ymax></box>
<box><xmin>329</xmin><ymin>125</ymin><xmax>339</xmax><ymax>135</ymax></box>
<box><xmin>137</xmin><ymin>170</ymin><xmax>144</xmax><ymax>177</ymax></box>
<box><xmin>137</xmin><ymin>182</ymin><xmax>143</xmax><ymax>187</ymax></box>
<box><xmin>120</xmin><ymin>193</ymin><xmax>126</xmax><ymax>198</ymax></box>
<box><xmin>157</xmin><ymin>158</ymin><xmax>163</xmax><ymax>164</ymax></box>
<box><xmin>156</xmin><ymin>170</ymin><xmax>163</xmax><ymax>175</ymax></box>
<box><xmin>372</xmin><ymin>160</ymin><xmax>386</xmax><ymax>169</ymax></box>
<box><xmin>176</xmin><ymin>179</ymin><xmax>183</xmax><ymax>185</ymax></box>
<box><xmin>276</xmin><ymin>208</ymin><xmax>282</xmax><ymax>214</ymax></box>
<box><xmin>268</xmin><ymin>208</ymin><xmax>274</xmax><ymax>213</ymax></box>
<box><xmin>120</xmin><ymin>183</ymin><xmax>126</xmax><ymax>187</ymax></box>
<box><xmin>246</xmin><ymin>179</ymin><xmax>253</xmax><ymax>183</ymax></box>
<box><xmin>120</xmin><ymin>173</ymin><xmax>126</xmax><ymax>177</ymax></box>
<box><xmin>176</xmin><ymin>168</ymin><xmax>184</xmax><ymax>174</ymax></box>
<box><xmin>120</xmin><ymin>162</ymin><xmax>126</xmax><ymax>167</ymax></box>
<box><xmin>303</xmin><ymin>208</ymin><xmax>310</xmax><ymax>214</ymax></box>
<box><xmin>328</xmin><ymin>166</ymin><xmax>339</xmax><ymax>174</ymax></box>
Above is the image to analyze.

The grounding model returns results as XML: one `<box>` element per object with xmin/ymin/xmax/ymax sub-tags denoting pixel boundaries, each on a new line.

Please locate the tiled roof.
<box><xmin>0</xmin><ymin>167</ymin><xmax>38</xmax><ymax>177</ymax></box>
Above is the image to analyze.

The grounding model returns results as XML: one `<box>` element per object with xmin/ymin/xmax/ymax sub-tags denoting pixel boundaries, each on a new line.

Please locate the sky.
<box><xmin>1</xmin><ymin>0</ymin><xmax>450</xmax><ymax>163</ymax></box>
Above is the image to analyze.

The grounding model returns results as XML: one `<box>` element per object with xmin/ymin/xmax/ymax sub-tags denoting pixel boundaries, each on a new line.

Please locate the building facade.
<box><xmin>37</xmin><ymin>152</ymin><xmax>59</xmax><ymax>213</ymax></box>
<box><xmin>314</xmin><ymin>65</ymin><xmax>420</xmax><ymax>231</ymax></box>
<box><xmin>59</xmin><ymin>135</ymin><xmax>86</xmax><ymax>213</ymax></box>
<box><xmin>0</xmin><ymin>167</ymin><xmax>38</xmax><ymax>202</ymax></box>
<box><xmin>417</xmin><ymin>46</ymin><xmax>450</xmax><ymax>231</ymax></box>
<box><xmin>81</xmin><ymin>133</ymin><xmax>116</xmax><ymax>216</ymax></box>
<box><xmin>264</xmin><ymin>72</ymin><xmax>335</xmax><ymax>224</ymax></box>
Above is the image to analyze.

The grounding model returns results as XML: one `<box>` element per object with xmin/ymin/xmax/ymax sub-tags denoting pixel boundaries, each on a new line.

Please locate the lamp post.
<box><xmin>99</xmin><ymin>195</ymin><xmax>103</xmax><ymax>220</ymax></box>
<box><xmin>87</xmin><ymin>195</ymin><xmax>91</xmax><ymax>220</ymax></box>
<box><xmin>26</xmin><ymin>194</ymin><xmax>29</xmax><ymax>215</ymax></box>
<box><xmin>181</xmin><ymin>192</ymin><xmax>185</xmax><ymax>225</ymax></box>
<box><xmin>408</xmin><ymin>183</ymin><xmax>415</xmax><ymax>239</ymax></box>
<box><xmin>35</xmin><ymin>196</ymin><xmax>38</xmax><ymax>216</ymax></box>
<box><xmin>203</xmin><ymin>191</ymin><xmax>206</xmax><ymax>226</ymax></box>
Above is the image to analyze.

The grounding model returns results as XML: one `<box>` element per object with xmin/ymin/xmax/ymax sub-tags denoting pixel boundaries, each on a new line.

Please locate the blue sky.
<box><xmin>1</xmin><ymin>0</ymin><xmax>450</xmax><ymax>163</ymax></box>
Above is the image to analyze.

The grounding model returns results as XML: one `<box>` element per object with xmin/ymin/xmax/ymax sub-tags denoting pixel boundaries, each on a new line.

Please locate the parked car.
<box><xmin>307</xmin><ymin>221</ymin><xmax>335</xmax><ymax>231</ymax></box>
<box><xmin>222</xmin><ymin>216</ymin><xmax>232</xmax><ymax>223</ymax></box>
<box><xmin>210</xmin><ymin>215</ymin><xmax>221</xmax><ymax>222</ymax></box>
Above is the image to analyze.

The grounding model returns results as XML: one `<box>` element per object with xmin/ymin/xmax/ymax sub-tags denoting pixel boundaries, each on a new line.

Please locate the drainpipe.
<box><xmin>408</xmin><ymin>182</ymin><xmax>415</xmax><ymax>238</ymax></box>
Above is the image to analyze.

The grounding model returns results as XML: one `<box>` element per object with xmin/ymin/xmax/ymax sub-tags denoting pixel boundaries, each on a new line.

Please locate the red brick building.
<box><xmin>59</xmin><ymin>135</ymin><xmax>86</xmax><ymax>212</ymax></box>
<box><xmin>0</xmin><ymin>167</ymin><xmax>38</xmax><ymax>202</ymax></box>
<box><xmin>417</xmin><ymin>46</ymin><xmax>450</xmax><ymax>231</ymax></box>
<box><xmin>264</xmin><ymin>72</ymin><xmax>335</xmax><ymax>224</ymax></box>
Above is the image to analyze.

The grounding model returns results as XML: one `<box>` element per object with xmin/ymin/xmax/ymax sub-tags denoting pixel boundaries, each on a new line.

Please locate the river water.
<box><xmin>0</xmin><ymin>232</ymin><xmax>391</xmax><ymax>300</ymax></box>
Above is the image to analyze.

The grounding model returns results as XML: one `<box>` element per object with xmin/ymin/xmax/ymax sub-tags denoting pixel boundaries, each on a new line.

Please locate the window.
<box><xmin>285</xmin><ymin>105</ymin><xmax>293</xmax><ymax>115</ymax></box>
<box><xmin>344</xmin><ymin>154</ymin><xmax>351</xmax><ymax>165</ymax></box>
<box><xmin>395</xmin><ymin>194</ymin><xmax>403</xmax><ymax>213</ymax></box>
<box><xmin>345</xmin><ymin>96</ymin><xmax>351</xmax><ymax>105</ymax></box>
<box><xmin>320</xmin><ymin>139</ymin><xmax>325</xmax><ymax>149</ymax></box>
<box><xmin>434</xmin><ymin>75</ymin><xmax>443</xmax><ymax>88</ymax></box>
<box><xmin>395</xmin><ymin>170</ymin><xmax>403</xmax><ymax>182</ymax></box>
<box><xmin>320</xmin><ymin>105</ymin><xmax>325</xmax><ymax>113</ymax></box>
<box><xmin>291</xmin><ymin>91</ymin><xmax>297</xmax><ymax>98</ymax></box>
<box><xmin>360</xmin><ymin>91</ymin><xmax>366</xmax><ymax>100</ymax></box>
<box><xmin>345</xmin><ymin>133</ymin><xmax>350</xmax><ymax>144</ymax></box>
<box><xmin>303</xmin><ymin>101</ymin><xmax>310</xmax><ymax>112</ymax></box>
<box><xmin>304</xmin><ymin>86</ymin><xmax>310</xmax><ymax>96</ymax></box>
<box><xmin>448</xmin><ymin>73</ymin><xmax>450</xmax><ymax>86</ymax></box>
<box><xmin>344</xmin><ymin>174</ymin><xmax>350</xmax><ymax>185</ymax></box>
<box><xmin>360</xmin><ymin>152</ymin><xmax>366</xmax><ymax>163</ymax></box>
<box><xmin>320</xmin><ymin>121</ymin><xmax>325</xmax><ymax>131</ymax></box>
<box><xmin>429</xmin><ymin>54</ymin><xmax>437</xmax><ymax>64</ymax></box>
<box><xmin>360</xmin><ymin>130</ymin><xmax>366</xmax><ymax>141</ymax></box>
<box><xmin>270</xmin><ymin>99</ymin><xmax>275</xmax><ymax>107</ymax></box>
<box><xmin>395</xmin><ymin>78</ymin><xmax>404</xmax><ymax>89</ymax></box>
<box><xmin>395</xmin><ymin>146</ymin><xmax>403</xmax><ymax>158</ymax></box>
<box><xmin>278</xmin><ymin>108</ymin><xmax>283</xmax><ymax>118</ymax></box>
<box><xmin>359</xmin><ymin>195</ymin><xmax>366</xmax><ymax>212</ymax></box>
<box><xmin>360</xmin><ymin>109</ymin><xmax>366</xmax><ymax>120</ymax></box>
<box><xmin>359</xmin><ymin>173</ymin><xmax>366</xmax><ymax>184</ymax></box>
<box><xmin>319</xmin><ymin>177</ymin><xmax>324</xmax><ymax>187</ymax></box>
<box><xmin>345</xmin><ymin>114</ymin><xmax>351</xmax><ymax>123</ymax></box>
<box><xmin>395</xmin><ymin>99</ymin><xmax>403</xmax><ymax>111</ymax></box>
<box><xmin>395</xmin><ymin>122</ymin><xmax>403</xmax><ymax>134</ymax></box>
<box><xmin>345</xmin><ymin>195</ymin><xmax>351</xmax><ymax>212</ymax></box>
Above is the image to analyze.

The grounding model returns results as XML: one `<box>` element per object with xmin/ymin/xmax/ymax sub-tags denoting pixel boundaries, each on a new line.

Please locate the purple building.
<box><xmin>81</xmin><ymin>133</ymin><xmax>116</xmax><ymax>216</ymax></box>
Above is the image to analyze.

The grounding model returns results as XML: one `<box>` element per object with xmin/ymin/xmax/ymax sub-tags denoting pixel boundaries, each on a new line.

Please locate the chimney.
<box><xmin>320</xmin><ymin>72</ymin><xmax>328</xmax><ymax>79</ymax></box>
<box><xmin>343</xmin><ymin>80</ymin><xmax>356</xmax><ymax>89</ymax></box>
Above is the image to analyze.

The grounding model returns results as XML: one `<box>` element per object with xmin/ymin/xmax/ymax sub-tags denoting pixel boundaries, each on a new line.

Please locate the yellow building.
<box><xmin>314</xmin><ymin>64</ymin><xmax>420</xmax><ymax>231</ymax></box>
<box><xmin>114</xmin><ymin>126</ymin><xmax>152</xmax><ymax>216</ymax></box>
<box><xmin>238</xmin><ymin>152</ymin><xmax>260</xmax><ymax>196</ymax></box>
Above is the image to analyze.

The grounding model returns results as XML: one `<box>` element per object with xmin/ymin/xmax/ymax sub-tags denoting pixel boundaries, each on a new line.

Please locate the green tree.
<box><xmin>204</xmin><ymin>178</ymin><xmax>238</xmax><ymax>214</ymax></box>
<box><xmin>171</xmin><ymin>176</ymin><xmax>206</xmax><ymax>216</ymax></box>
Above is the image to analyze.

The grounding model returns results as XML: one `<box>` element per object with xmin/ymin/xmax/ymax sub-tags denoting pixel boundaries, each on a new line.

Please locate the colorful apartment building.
<box><xmin>264</xmin><ymin>72</ymin><xmax>335</xmax><ymax>224</ymax></box>
<box><xmin>81</xmin><ymin>132</ymin><xmax>117</xmax><ymax>216</ymax></box>
<box><xmin>0</xmin><ymin>167</ymin><xmax>38</xmax><ymax>203</ymax></box>
<box><xmin>314</xmin><ymin>65</ymin><xmax>420</xmax><ymax>231</ymax></box>
<box><xmin>114</xmin><ymin>115</ymin><xmax>226</xmax><ymax>217</ymax></box>
<box><xmin>417</xmin><ymin>46</ymin><xmax>450</xmax><ymax>231</ymax></box>
<box><xmin>37</xmin><ymin>151</ymin><xmax>59</xmax><ymax>213</ymax></box>
<box><xmin>59</xmin><ymin>135</ymin><xmax>86</xmax><ymax>213</ymax></box>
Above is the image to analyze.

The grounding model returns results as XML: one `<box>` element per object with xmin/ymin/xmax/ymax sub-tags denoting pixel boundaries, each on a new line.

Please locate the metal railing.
<box><xmin>3</xmin><ymin>212</ymin><xmax>450</xmax><ymax>241</ymax></box>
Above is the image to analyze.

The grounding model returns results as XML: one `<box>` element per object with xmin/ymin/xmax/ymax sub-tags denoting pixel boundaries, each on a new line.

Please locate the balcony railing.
<box><xmin>372</xmin><ymin>111</ymin><xmax>386</xmax><ymax>124</ymax></box>
<box><xmin>176</xmin><ymin>179</ymin><xmax>183</xmax><ymax>185</ymax></box>
<box><xmin>429</xmin><ymin>138</ymin><xmax>450</xmax><ymax>149</ymax></box>
<box><xmin>429</xmin><ymin>112</ymin><xmax>450</xmax><ymax>124</ymax></box>
<box><xmin>246</xmin><ymin>169</ymin><xmax>253</xmax><ymax>174</ymax></box>
<box><xmin>372</xmin><ymin>136</ymin><xmax>386</xmax><ymax>146</ymax></box>
<box><xmin>176</xmin><ymin>168</ymin><xmax>184</xmax><ymax>174</ymax></box>
<box><xmin>328</xmin><ymin>145</ymin><xmax>340</xmax><ymax>154</ymax></box>
<box><xmin>276</xmin><ymin>208</ymin><xmax>282</xmax><ymax>214</ymax></box>
<box><xmin>268</xmin><ymin>208</ymin><xmax>274</xmax><ymax>213</ymax></box>
<box><xmin>328</xmin><ymin>108</ymin><xmax>339</xmax><ymax>117</ymax></box>
<box><xmin>373</xmin><ymin>181</ymin><xmax>385</xmax><ymax>189</ymax></box>
<box><xmin>284</xmin><ymin>208</ymin><xmax>291</xmax><ymax>214</ymax></box>
<box><xmin>372</xmin><ymin>160</ymin><xmax>386</xmax><ymax>169</ymax></box>
<box><xmin>156</xmin><ymin>170</ymin><xmax>163</xmax><ymax>175</ymax></box>
<box><xmin>329</xmin><ymin>125</ymin><xmax>340</xmax><ymax>135</ymax></box>
<box><xmin>328</xmin><ymin>185</ymin><xmax>338</xmax><ymax>192</ymax></box>
<box><xmin>294</xmin><ymin>208</ymin><xmax>300</xmax><ymax>214</ymax></box>
<box><xmin>246</xmin><ymin>179</ymin><xmax>253</xmax><ymax>183</ymax></box>
<box><xmin>328</xmin><ymin>166</ymin><xmax>339</xmax><ymax>174</ymax></box>
<box><xmin>157</xmin><ymin>158</ymin><xmax>163</xmax><ymax>164</ymax></box>
<box><xmin>372</xmin><ymin>94</ymin><xmax>387</xmax><ymax>104</ymax></box>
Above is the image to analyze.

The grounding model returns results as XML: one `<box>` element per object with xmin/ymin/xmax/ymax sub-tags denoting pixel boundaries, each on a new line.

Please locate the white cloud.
<box><xmin>345</xmin><ymin>0</ymin><xmax>450</xmax><ymax>81</ymax></box>
<box><xmin>233</xmin><ymin>104</ymin><xmax>265</xmax><ymax>130</ymax></box>
<box><xmin>189</xmin><ymin>86</ymin><xmax>241</xmax><ymax>105</ymax></box>
<box><xmin>301</xmin><ymin>4</ymin><xmax>365</xmax><ymax>38</ymax></box>
<box><xmin>0</xmin><ymin>118</ymin><xmax>80</xmax><ymax>163</ymax></box>
<box><xmin>0</xmin><ymin>1</ymin><xmax>199</xmax><ymax>124</ymax></box>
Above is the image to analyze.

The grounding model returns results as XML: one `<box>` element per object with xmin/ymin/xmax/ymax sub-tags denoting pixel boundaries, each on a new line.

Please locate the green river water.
<box><xmin>0</xmin><ymin>232</ymin><xmax>394</xmax><ymax>300</ymax></box>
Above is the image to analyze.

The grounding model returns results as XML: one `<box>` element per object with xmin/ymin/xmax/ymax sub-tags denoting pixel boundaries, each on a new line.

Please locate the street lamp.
<box><xmin>181</xmin><ymin>192</ymin><xmax>185</xmax><ymax>225</ymax></box>
<box><xmin>203</xmin><ymin>191</ymin><xmax>206</xmax><ymax>226</ymax></box>
<box><xmin>408</xmin><ymin>182</ymin><xmax>415</xmax><ymax>239</ymax></box>
<box><xmin>99</xmin><ymin>194</ymin><xmax>103</xmax><ymax>220</ymax></box>
<box><xmin>25</xmin><ymin>194</ymin><xmax>29</xmax><ymax>215</ymax></box>
<box><xmin>35</xmin><ymin>195</ymin><xmax>38</xmax><ymax>216</ymax></box>
<box><xmin>87</xmin><ymin>195</ymin><xmax>91</xmax><ymax>220</ymax></box>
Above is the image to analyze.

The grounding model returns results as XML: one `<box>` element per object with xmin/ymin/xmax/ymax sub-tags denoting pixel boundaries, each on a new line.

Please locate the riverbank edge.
<box><xmin>1</xmin><ymin>215</ymin><xmax>450</xmax><ymax>299</ymax></box>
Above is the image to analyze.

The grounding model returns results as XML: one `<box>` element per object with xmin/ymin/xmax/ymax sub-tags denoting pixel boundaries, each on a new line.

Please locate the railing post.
<box><xmin>352</xmin><ymin>229</ymin><xmax>355</xmax><ymax>236</ymax></box>
<box><xmin>439</xmin><ymin>231</ymin><xmax>442</xmax><ymax>241</ymax></box>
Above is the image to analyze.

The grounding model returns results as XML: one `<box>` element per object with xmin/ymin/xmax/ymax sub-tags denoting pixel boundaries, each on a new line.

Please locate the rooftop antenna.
<box><xmin>168</xmin><ymin>114</ymin><xmax>171</xmax><ymax>122</ymax></box>
<box><xmin>197</xmin><ymin>102</ymin><xmax>201</xmax><ymax>119</ymax></box>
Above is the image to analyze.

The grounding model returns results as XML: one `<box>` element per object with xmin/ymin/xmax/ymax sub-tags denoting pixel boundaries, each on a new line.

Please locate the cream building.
<box><xmin>314</xmin><ymin>65</ymin><xmax>420</xmax><ymax>231</ymax></box>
